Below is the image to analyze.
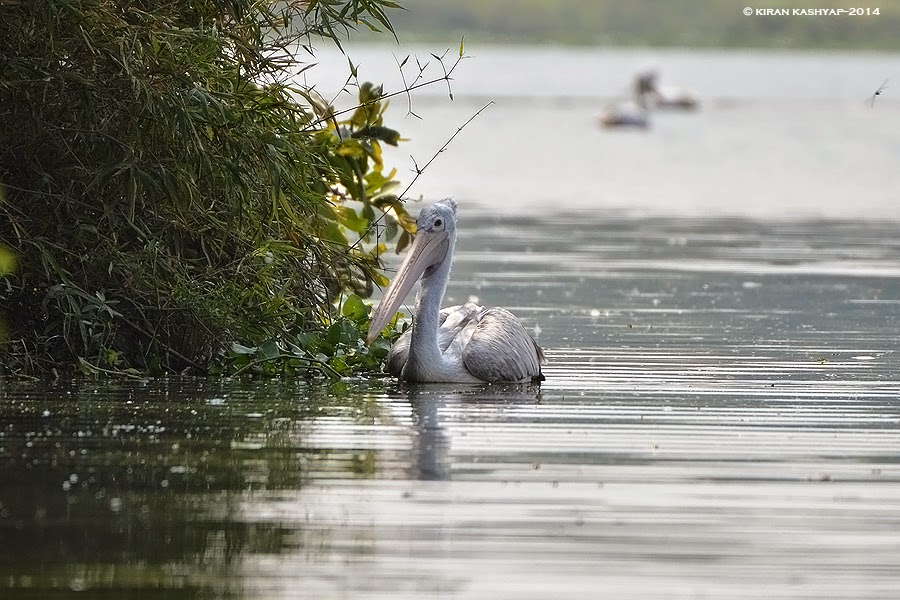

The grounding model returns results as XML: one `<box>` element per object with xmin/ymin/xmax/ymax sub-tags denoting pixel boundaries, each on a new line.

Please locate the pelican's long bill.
<box><xmin>366</xmin><ymin>228</ymin><xmax>449</xmax><ymax>344</ymax></box>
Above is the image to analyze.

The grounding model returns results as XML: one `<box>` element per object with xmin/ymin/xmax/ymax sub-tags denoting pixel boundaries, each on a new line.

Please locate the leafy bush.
<box><xmin>0</xmin><ymin>0</ymin><xmax>416</xmax><ymax>377</ymax></box>
<box><xmin>0</xmin><ymin>239</ymin><xmax>13</xmax><ymax>345</ymax></box>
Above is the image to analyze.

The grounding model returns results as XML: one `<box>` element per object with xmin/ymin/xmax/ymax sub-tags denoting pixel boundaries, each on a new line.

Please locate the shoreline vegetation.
<box><xmin>358</xmin><ymin>0</ymin><xmax>900</xmax><ymax>51</ymax></box>
<box><xmin>0</xmin><ymin>0</ymin><xmax>463</xmax><ymax>379</ymax></box>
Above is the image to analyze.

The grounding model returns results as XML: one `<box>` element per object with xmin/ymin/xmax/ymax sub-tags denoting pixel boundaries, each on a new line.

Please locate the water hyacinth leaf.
<box><xmin>259</xmin><ymin>340</ymin><xmax>280</xmax><ymax>360</ymax></box>
<box><xmin>369</xmin><ymin>337</ymin><xmax>391</xmax><ymax>357</ymax></box>
<box><xmin>325</xmin><ymin>319</ymin><xmax>359</xmax><ymax>346</ymax></box>
<box><xmin>341</xmin><ymin>320</ymin><xmax>361</xmax><ymax>344</ymax></box>
<box><xmin>294</xmin><ymin>331</ymin><xmax>320</xmax><ymax>352</ymax></box>
<box><xmin>230</xmin><ymin>342</ymin><xmax>257</xmax><ymax>356</ymax></box>
<box><xmin>342</xmin><ymin>293</ymin><xmax>369</xmax><ymax>322</ymax></box>
<box><xmin>330</xmin><ymin>355</ymin><xmax>350</xmax><ymax>376</ymax></box>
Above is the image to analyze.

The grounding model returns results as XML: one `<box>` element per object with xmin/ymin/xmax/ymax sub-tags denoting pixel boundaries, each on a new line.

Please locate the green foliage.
<box><xmin>373</xmin><ymin>0</ymin><xmax>900</xmax><ymax>49</ymax></box>
<box><xmin>0</xmin><ymin>0</ymin><xmax>414</xmax><ymax>377</ymax></box>
<box><xmin>211</xmin><ymin>293</ymin><xmax>405</xmax><ymax>378</ymax></box>
<box><xmin>0</xmin><ymin>244</ymin><xmax>13</xmax><ymax>345</ymax></box>
<box><xmin>0</xmin><ymin>247</ymin><xmax>13</xmax><ymax>277</ymax></box>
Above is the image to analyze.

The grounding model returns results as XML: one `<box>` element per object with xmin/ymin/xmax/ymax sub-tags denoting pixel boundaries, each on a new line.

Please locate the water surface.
<box><xmin>307</xmin><ymin>45</ymin><xmax>900</xmax><ymax>220</ymax></box>
<box><xmin>4</xmin><ymin>44</ymin><xmax>900</xmax><ymax>599</ymax></box>
<box><xmin>2</xmin><ymin>212</ymin><xmax>900</xmax><ymax>599</ymax></box>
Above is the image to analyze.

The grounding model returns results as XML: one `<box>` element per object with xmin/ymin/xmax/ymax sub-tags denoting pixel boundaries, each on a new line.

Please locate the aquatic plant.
<box><xmin>0</xmin><ymin>1</ymin><xmax>431</xmax><ymax>377</ymax></box>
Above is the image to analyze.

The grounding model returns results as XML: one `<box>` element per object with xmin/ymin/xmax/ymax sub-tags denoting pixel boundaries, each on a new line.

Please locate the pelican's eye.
<box><xmin>434</xmin><ymin>218</ymin><xmax>443</xmax><ymax>228</ymax></box>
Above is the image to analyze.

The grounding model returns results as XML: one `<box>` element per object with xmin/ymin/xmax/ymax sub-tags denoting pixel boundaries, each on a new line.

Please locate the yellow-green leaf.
<box><xmin>332</xmin><ymin>205</ymin><xmax>369</xmax><ymax>233</ymax></box>
<box><xmin>372</xmin><ymin>271</ymin><xmax>390</xmax><ymax>287</ymax></box>
<box><xmin>322</xmin><ymin>221</ymin><xmax>349</xmax><ymax>245</ymax></box>
<box><xmin>0</xmin><ymin>246</ymin><xmax>15</xmax><ymax>274</ymax></box>
<box><xmin>335</xmin><ymin>139</ymin><xmax>366</xmax><ymax>159</ymax></box>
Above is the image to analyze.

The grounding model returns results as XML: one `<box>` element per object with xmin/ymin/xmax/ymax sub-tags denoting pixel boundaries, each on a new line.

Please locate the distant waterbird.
<box><xmin>638</xmin><ymin>70</ymin><xmax>701</xmax><ymax>111</ymax></box>
<box><xmin>598</xmin><ymin>98</ymin><xmax>650</xmax><ymax>129</ymax></box>
<box><xmin>598</xmin><ymin>74</ymin><xmax>650</xmax><ymax>129</ymax></box>
<box><xmin>870</xmin><ymin>78</ymin><xmax>889</xmax><ymax>107</ymax></box>
<box><xmin>598</xmin><ymin>70</ymin><xmax>700</xmax><ymax>129</ymax></box>
<box><xmin>366</xmin><ymin>199</ymin><xmax>545</xmax><ymax>383</ymax></box>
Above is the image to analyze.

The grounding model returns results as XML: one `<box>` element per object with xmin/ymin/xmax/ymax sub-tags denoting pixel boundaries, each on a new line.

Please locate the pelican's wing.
<box><xmin>461</xmin><ymin>307</ymin><xmax>544</xmax><ymax>382</ymax></box>
<box><xmin>386</xmin><ymin>305</ymin><xmax>469</xmax><ymax>377</ymax></box>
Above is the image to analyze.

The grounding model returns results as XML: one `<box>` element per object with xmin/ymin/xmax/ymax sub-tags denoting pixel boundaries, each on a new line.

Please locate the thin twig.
<box><xmin>299</xmin><ymin>55</ymin><xmax>465</xmax><ymax>133</ymax></box>
<box><xmin>347</xmin><ymin>100</ymin><xmax>494</xmax><ymax>254</ymax></box>
<box><xmin>402</xmin><ymin>100</ymin><xmax>494</xmax><ymax>190</ymax></box>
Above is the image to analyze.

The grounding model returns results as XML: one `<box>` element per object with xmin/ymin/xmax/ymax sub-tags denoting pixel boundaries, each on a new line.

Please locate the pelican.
<box><xmin>597</xmin><ymin>98</ymin><xmax>649</xmax><ymax>129</ymax></box>
<box><xmin>598</xmin><ymin>75</ymin><xmax>650</xmax><ymax>129</ymax></box>
<box><xmin>637</xmin><ymin>70</ymin><xmax>700</xmax><ymax>111</ymax></box>
<box><xmin>366</xmin><ymin>199</ymin><xmax>545</xmax><ymax>383</ymax></box>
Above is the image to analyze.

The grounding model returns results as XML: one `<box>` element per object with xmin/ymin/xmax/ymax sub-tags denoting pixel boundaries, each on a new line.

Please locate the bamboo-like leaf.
<box><xmin>0</xmin><ymin>0</ymin><xmax>414</xmax><ymax>376</ymax></box>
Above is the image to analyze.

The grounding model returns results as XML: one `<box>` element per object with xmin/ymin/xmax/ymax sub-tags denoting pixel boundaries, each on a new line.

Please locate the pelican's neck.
<box><xmin>407</xmin><ymin>238</ymin><xmax>454</xmax><ymax>376</ymax></box>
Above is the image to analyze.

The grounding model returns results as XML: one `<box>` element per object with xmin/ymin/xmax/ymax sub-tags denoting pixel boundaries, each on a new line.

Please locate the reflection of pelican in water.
<box><xmin>367</xmin><ymin>199</ymin><xmax>545</xmax><ymax>384</ymax></box>
<box><xmin>404</xmin><ymin>383</ymin><xmax>543</xmax><ymax>481</ymax></box>
<box><xmin>410</xmin><ymin>387</ymin><xmax>449</xmax><ymax>480</ymax></box>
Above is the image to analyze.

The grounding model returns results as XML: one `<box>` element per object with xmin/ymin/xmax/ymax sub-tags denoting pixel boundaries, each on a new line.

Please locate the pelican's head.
<box><xmin>366</xmin><ymin>199</ymin><xmax>458</xmax><ymax>344</ymax></box>
<box><xmin>416</xmin><ymin>198</ymin><xmax>458</xmax><ymax>236</ymax></box>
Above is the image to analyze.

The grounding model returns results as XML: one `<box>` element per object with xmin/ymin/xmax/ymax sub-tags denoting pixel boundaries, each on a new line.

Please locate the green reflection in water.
<box><xmin>0</xmin><ymin>378</ymin><xmax>396</xmax><ymax>598</ymax></box>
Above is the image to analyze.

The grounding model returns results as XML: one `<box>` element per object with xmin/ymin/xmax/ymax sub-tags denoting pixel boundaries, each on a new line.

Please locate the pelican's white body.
<box><xmin>367</xmin><ymin>200</ymin><xmax>544</xmax><ymax>383</ymax></box>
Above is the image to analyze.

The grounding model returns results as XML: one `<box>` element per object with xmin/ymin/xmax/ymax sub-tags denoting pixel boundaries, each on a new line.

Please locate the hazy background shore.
<box><xmin>357</xmin><ymin>0</ymin><xmax>900</xmax><ymax>50</ymax></box>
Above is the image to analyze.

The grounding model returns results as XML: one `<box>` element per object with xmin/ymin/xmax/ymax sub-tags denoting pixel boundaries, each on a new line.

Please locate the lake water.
<box><xmin>305</xmin><ymin>45</ymin><xmax>900</xmax><ymax>220</ymax></box>
<box><xmin>2</xmin><ymin>46</ymin><xmax>900</xmax><ymax>599</ymax></box>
